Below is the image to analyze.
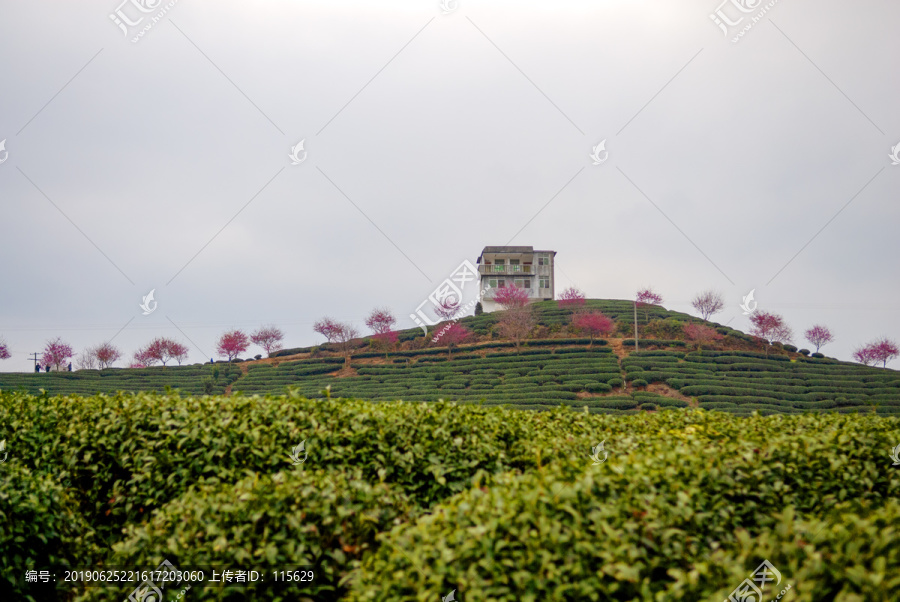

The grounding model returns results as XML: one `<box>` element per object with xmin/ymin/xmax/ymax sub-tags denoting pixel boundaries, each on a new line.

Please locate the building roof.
<box><xmin>477</xmin><ymin>246</ymin><xmax>556</xmax><ymax>263</ymax></box>
<box><xmin>481</xmin><ymin>246</ymin><xmax>534</xmax><ymax>254</ymax></box>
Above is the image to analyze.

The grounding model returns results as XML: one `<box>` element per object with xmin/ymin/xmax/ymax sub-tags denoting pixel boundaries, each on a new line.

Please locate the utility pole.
<box><xmin>28</xmin><ymin>352</ymin><xmax>41</xmax><ymax>372</ymax></box>
<box><xmin>633</xmin><ymin>301</ymin><xmax>639</xmax><ymax>351</ymax></box>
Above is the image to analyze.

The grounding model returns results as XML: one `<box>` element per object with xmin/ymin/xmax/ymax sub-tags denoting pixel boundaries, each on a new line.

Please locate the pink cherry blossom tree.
<box><xmin>313</xmin><ymin>317</ymin><xmax>344</xmax><ymax>344</ymax></box>
<box><xmin>804</xmin><ymin>325</ymin><xmax>834</xmax><ymax>353</ymax></box>
<box><xmin>684</xmin><ymin>322</ymin><xmax>724</xmax><ymax>350</ymax></box>
<box><xmin>854</xmin><ymin>337</ymin><xmax>899</xmax><ymax>368</ymax></box>
<box><xmin>557</xmin><ymin>287</ymin><xmax>586</xmax><ymax>309</ymax></box>
<box><xmin>0</xmin><ymin>337</ymin><xmax>11</xmax><ymax>361</ymax></box>
<box><xmin>636</xmin><ymin>288</ymin><xmax>663</xmax><ymax>322</ymax></box>
<box><xmin>314</xmin><ymin>317</ymin><xmax>360</xmax><ymax>365</ymax></box>
<box><xmin>749</xmin><ymin>311</ymin><xmax>793</xmax><ymax>357</ymax></box>
<box><xmin>872</xmin><ymin>338</ymin><xmax>900</xmax><ymax>368</ymax></box>
<box><xmin>852</xmin><ymin>345</ymin><xmax>877</xmax><ymax>366</ymax></box>
<box><xmin>42</xmin><ymin>337</ymin><xmax>74</xmax><ymax>371</ymax></box>
<box><xmin>216</xmin><ymin>330</ymin><xmax>250</xmax><ymax>362</ymax></box>
<box><xmin>440</xmin><ymin>323</ymin><xmax>470</xmax><ymax>356</ymax></box>
<box><xmin>169</xmin><ymin>341</ymin><xmax>190</xmax><ymax>365</ymax></box>
<box><xmin>572</xmin><ymin>311</ymin><xmax>614</xmax><ymax>347</ymax></box>
<box><xmin>145</xmin><ymin>337</ymin><xmax>190</xmax><ymax>366</ymax></box>
<box><xmin>130</xmin><ymin>347</ymin><xmax>154</xmax><ymax>369</ymax></box>
<box><xmin>251</xmin><ymin>325</ymin><xmax>284</xmax><ymax>357</ymax></box>
<box><xmin>93</xmin><ymin>342</ymin><xmax>121</xmax><ymax>369</ymax></box>
<box><xmin>493</xmin><ymin>285</ymin><xmax>529</xmax><ymax>310</ymax></box>
<box><xmin>365</xmin><ymin>308</ymin><xmax>397</xmax><ymax>347</ymax></box>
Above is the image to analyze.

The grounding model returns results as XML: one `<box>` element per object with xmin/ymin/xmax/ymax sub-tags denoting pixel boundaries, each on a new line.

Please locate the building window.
<box><xmin>509</xmin><ymin>259</ymin><xmax>519</xmax><ymax>265</ymax></box>
<box><xmin>515</xmin><ymin>280</ymin><xmax>524</xmax><ymax>288</ymax></box>
<box><xmin>540</xmin><ymin>278</ymin><xmax>549</xmax><ymax>288</ymax></box>
<box><xmin>488</xmin><ymin>279</ymin><xmax>497</xmax><ymax>288</ymax></box>
<box><xmin>498</xmin><ymin>279</ymin><xmax>505</xmax><ymax>287</ymax></box>
<box><xmin>538</xmin><ymin>254</ymin><xmax>550</xmax><ymax>266</ymax></box>
<box><xmin>495</xmin><ymin>259</ymin><xmax>505</xmax><ymax>265</ymax></box>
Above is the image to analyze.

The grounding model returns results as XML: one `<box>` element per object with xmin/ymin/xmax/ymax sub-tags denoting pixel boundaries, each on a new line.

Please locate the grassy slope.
<box><xmin>2</xmin><ymin>300</ymin><xmax>898</xmax><ymax>415</ymax></box>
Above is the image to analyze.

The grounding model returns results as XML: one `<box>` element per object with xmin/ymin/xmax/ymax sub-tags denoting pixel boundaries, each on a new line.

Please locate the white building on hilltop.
<box><xmin>477</xmin><ymin>246</ymin><xmax>556</xmax><ymax>313</ymax></box>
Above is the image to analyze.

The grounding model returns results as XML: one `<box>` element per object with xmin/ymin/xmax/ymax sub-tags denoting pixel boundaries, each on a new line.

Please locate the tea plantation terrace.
<box><xmin>1</xmin><ymin>300</ymin><xmax>898</xmax><ymax>414</ymax></box>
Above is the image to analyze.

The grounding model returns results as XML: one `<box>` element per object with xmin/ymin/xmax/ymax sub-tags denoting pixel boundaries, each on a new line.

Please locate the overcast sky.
<box><xmin>1</xmin><ymin>0</ymin><xmax>898</xmax><ymax>371</ymax></box>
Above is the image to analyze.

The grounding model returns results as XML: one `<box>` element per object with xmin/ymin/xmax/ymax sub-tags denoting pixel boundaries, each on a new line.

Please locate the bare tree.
<box><xmin>75</xmin><ymin>348</ymin><xmax>98</xmax><ymax>370</ymax></box>
<box><xmin>691</xmin><ymin>290</ymin><xmax>725</xmax><ymax>321</ymax></box>
<box><xmin>496</xmin><ymin>306</ymin><xmax>535</xmax><ymax>351</ymax></box>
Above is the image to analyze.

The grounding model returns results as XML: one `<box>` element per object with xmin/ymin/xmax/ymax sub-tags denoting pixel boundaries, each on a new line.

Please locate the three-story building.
<box><xmin>476</xmin><ymin>246</ymin><xmax>556</xmax><ymax>312</ymax></box>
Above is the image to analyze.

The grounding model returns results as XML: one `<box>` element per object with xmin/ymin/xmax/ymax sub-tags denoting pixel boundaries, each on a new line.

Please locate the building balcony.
<box><xmin>478</xmin><ymin>264</ymin><xmax>532</xmax><ymax>275</ymax></box>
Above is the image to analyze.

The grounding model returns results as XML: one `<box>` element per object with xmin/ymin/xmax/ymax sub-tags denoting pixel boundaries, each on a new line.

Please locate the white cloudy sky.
<box><xmin>1</xmin><ymin>0</ymin><xmax>898</xmax><ymax>371</ymax></box>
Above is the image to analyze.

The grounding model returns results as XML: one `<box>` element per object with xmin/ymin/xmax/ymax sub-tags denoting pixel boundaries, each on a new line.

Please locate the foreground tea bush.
<box><xmin>0</xmin><ymin>464</ymin><xmax>99</xmax><ymax>601</ymax></box>
<box><xmin>346</xmin><ymin>413</ymin><xmax>900</xmax><ymax>600</ymax></box>
<box><xmin>1</xmin><ymin>391</ymin><xmax>898</xmax><ymax>601</ymax></box>
<box><xmin>76</xmin><ymin>469</ymin><xmax>414</xmax><ymax>602</ymax></box>
<box><xmin>667</xmin><ymin>503</ymin><xmax>900</xmax><ymax>601</ymax></box>
<box><xmin>0</xmin><ymin>391</ymin><xmax>539</xmax><ymax>543</ymax></box>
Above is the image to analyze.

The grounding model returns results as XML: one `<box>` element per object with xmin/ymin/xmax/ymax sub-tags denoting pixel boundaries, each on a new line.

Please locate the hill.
<box><xmin>2</xmin><ymin>300</ymin><xmax>898</xmax><ymax>415</ymax></box>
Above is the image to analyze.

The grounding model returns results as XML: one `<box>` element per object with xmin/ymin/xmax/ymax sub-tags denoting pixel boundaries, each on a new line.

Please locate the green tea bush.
<box><xmin>0</xmin><ymin>464</ymin><xmax>100</xmax><ymax>600</ymax></box>
<box><xmin>667</xmin><ymin>503</ymin><xmax>900</xmax><ymax>600</ymax></box>
<box><xmin>83</xmin><ymin>469</ymin><xmax>414</xmax><ymax>602</ymax></box>
<box><xmin>345</xmin><ymin>411</ymin><xmax>900</xmax><ymax>600</ymax></box>
<box><xmin>0</xmin><ymin>392</ymin><xmax>534</xmax><ymax>547</ymax></box>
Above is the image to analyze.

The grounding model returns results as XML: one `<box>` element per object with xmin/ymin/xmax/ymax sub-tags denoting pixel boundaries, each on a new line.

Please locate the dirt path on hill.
<box><xmin>608</xmin><ymin>338</ymin><xmax>628</xmax><ymax>359</ymax></box>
